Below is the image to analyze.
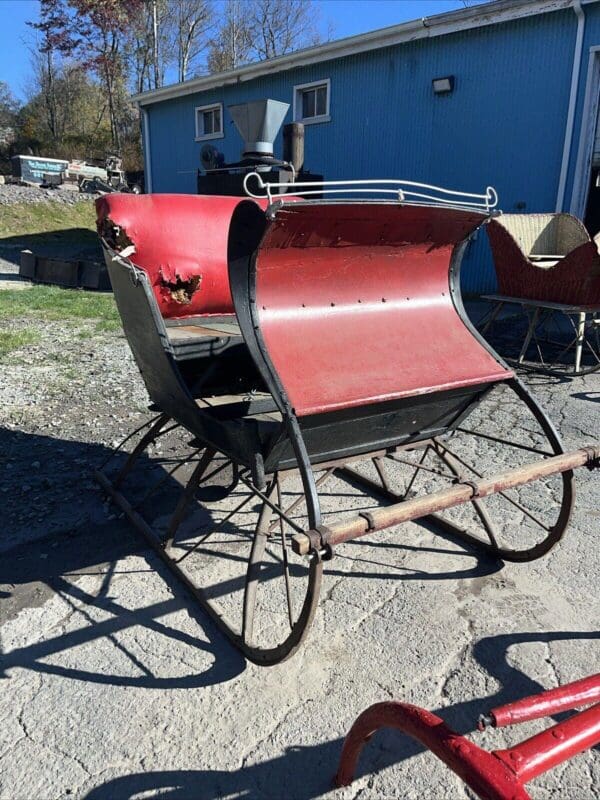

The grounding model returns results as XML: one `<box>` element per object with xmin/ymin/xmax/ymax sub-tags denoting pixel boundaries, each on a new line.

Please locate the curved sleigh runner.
<box><xmin>95</xmin><ymin>184</ymin><xmax>599</xmax><ymax>665</ymax></box>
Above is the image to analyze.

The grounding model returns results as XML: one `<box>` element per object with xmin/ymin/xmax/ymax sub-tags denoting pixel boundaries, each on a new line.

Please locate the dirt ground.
<box><xmin>0</xmin><ymin>292</ymin><xmax>598</xmax><ymax>799</ymax></box>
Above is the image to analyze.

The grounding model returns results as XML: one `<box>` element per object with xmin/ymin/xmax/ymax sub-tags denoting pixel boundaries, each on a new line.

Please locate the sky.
<box><xmin>0</xmin><ymin>0</ymin><xmax>480</xmax><ymax>101</ymax></box>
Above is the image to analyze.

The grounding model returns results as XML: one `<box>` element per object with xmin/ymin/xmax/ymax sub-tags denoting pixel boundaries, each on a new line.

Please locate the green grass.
<box><xmin>0</xmin><ymin>285</ymin><xmax>120</xmax><ymax>329</ymax></box>
<box><xmin>0</xmin><ymin>201</ymin><xmax>97</xmax><ymax>239</ymax></box>
<box><xmin>0</xmin><ymin>329</ymin><xmax>39</xmax><ymax>358</ymax></box>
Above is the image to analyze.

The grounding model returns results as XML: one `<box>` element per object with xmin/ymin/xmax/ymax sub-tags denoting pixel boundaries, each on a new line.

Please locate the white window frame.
<box><xmin>293</xmin><ymin>79</ymin><xmax>331</xmax><ymax>125</ymax></box>
<box><xmin>195</xmin><ymin>102</ymin><xmax>224</xmax><ymax>141</ymax></box>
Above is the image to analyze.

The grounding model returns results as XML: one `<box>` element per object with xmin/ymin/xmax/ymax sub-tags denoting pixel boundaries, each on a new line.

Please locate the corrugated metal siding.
<box><xmin>146</xmin><ymin>6</ymin><xmax>590</xmax><ymax>293</ymax></box>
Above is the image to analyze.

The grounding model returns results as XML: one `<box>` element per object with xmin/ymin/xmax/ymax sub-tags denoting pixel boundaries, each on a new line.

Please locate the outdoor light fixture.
<box><xmin>432</xmin><ymin>76</ymin><xmax>455</xmax><ymax>94</ymax></box>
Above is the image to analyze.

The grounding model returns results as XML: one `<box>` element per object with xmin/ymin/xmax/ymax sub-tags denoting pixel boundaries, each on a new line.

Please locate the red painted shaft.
<box><xmin>494</xmin><ymin>702</ymin><xmax>600</xmax><ymax>784</ymax></box>
<box><xmin>335</xmin><ymin>701</ymin><xmax>530</xmax><ymax>800</ymax></box>
<box><xmin>489</xmin><ymin>673</ymin><xmax>600</xmax><ymax>728</ymax></box>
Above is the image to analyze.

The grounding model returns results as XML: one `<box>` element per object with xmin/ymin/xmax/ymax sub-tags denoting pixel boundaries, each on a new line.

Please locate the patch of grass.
<box><xmin>94</xmin><ymin>317</ymin><xmax>122</xmax><ymax>333</ymax></box>
<box><xmin>0</xmin><ymin>329</ymin><xmax>39</xmax><ymax>358</ymax></box>
<box><xmin>0</xmin><ymin>201</ymin><xmax>96</xmax><ymax>239</ymax></box>
<box><xmin>0</xmin><ymin>285</ymin><xmax>120</xmax><ymax>326</ymax></box>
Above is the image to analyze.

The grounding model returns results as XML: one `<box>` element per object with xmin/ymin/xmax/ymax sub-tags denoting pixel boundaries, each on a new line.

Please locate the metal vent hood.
<box><xmin>228</xmin><ymin>99</ymin><xmax>289</xmax><ymax>159</ymax></box>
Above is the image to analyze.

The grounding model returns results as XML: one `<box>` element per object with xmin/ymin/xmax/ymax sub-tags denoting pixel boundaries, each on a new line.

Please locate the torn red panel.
<box><xmin>157</xmin><ymin>269</ymin><xmax>202</xmax><ymax>305</ymax></box>
<box><xmin>96</xmin><ymin>193</ymin><xmax>266</xmax><ymax>319</ymax></box>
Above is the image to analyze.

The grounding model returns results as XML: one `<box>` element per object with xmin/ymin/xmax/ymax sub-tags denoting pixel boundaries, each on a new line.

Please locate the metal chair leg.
<box><xmin>574</xmin><ymin>312</ymin><xmax>586</xmax><ymax>374</ymax></box>
<box><xmin>518</xmin><ymin>306</ymin><xmax>539</xmax><ymax>364</ymax></box>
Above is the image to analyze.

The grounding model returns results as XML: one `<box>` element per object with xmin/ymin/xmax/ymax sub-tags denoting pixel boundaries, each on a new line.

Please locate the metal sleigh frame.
<box><xmin>95</xmin><ymin>179</ymin><xmax>599</xmax><ymax>666</ymax></box>
<box><xmin>335</xmin><ymin>673</ymin><xmax>600</xmax><ymax>799</ymax></box>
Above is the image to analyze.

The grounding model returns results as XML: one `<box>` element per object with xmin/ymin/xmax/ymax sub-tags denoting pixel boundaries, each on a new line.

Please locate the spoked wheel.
<box><xmin>241</xmin><ymin>473</ymin><xmax>323</xmax><ymax>663</ymax></box>
<box><xmin>336</xmin><ymin>378</ymin><xmax>574</xmax><ymax>563</ymax></box>
<box><xmin>96</xmin><ymin>419</ymin><xmax>324</xmax><ymax>666</ymax></box>
<box><xmin>151</xmin><ymin>461</ymin><xmax>324</xmax><ymax>666</ymax></box>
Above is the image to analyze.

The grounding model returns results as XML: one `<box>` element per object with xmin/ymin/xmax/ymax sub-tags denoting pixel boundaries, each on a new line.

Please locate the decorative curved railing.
<box><xmin>243</xmin><ymin>171</ymin><xmax>499</xmax><ymax>212</ymax></box>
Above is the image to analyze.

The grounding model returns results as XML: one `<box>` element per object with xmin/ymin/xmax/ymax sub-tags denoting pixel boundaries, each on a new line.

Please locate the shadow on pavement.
<box><xmin>1</xmin><ymin>425</ymin><xmax>503</xmax><ymax>692</ymax></box>
<box><xmin>571</xmin><ymin>391</ymin><xmax>600</xmax><ymax>403</ymax></box>
<box><xmin>1</xmin><ymin>426</ymin><xmax>246</xmax><ymax>689</ymax></box>
<box><xmin>79</xmin><ymin>629</ymin><xmax>600</xmax><ymax>799</ymax></box>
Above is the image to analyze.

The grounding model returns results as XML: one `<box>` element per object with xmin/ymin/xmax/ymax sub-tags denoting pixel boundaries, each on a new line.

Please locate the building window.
<box><xmin>293</xmin><ymin>79</ymin><xmax>330</xmax><ymax>125</ymax></box>
<box><xmin>195</xmin><ymin>103</ymin><xmax>223</xmax><ymax>141</ymax></box>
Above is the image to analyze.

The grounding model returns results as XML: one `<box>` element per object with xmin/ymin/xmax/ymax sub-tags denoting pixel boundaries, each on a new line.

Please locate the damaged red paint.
<box><xmin>98</xmin><ymin>216</ymin><xmax>135</xmax><ymax>254</ymax></box>
<box><xmin>159</xmin><ymin>272</ymin><xmax>202</xmax><ymax>304</ymax></box>
<box><xmin>95</xmin><ymin>194</ymin><xmax>268</xmax><ymax>319</ymax></box>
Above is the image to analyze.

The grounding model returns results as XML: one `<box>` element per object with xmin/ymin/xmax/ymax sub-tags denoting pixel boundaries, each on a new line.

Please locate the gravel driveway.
<box><xmin>0</xmin><ymin>297</ymin><xmax>598</xmax><ymax>800</ymax></box>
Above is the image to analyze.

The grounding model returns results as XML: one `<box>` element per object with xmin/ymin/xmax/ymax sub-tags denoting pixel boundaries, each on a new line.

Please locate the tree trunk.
<box><xmin>45</xmin><ymin>48</ymin><xmax>58</xmax><ymax>143</ymax></box>
<box><xmin>152</xmin><ymin>0</ymin><xmax>160</xmax><ymax>89</ymax></box>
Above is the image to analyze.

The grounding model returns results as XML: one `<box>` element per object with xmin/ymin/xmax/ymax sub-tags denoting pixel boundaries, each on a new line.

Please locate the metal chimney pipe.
<box><xmin>283</xmin><ymin>122</ymin><xmax>305</xmax><ymax>172</ymax></box>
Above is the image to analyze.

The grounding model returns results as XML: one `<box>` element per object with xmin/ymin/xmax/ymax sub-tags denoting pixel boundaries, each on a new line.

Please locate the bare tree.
<box><xmin>128</xmin><ymin>0</ymin><xmax>172</xmax><ymax>93</ymax></box>
<box><xmin>207</xmin><ymin>0</ymin><xmax>253</xmax><ymax>73</ymax></box>
<box><xmin>208</xmin><ymin>0</ymin><xmax>325</xmax><ymax>74</ymax></box>
<box><xmin>172</xmin><ymin>0</ymin><xmax>213</xmax><ymax>82</ymax></box>
<box><xmin>27</xmin><ymin>0</ymin><xmax>81</xmax><ymax>144</ymax></box>
<box><xmin>0</xmin><ymin>81</ymin><xmax>19</xmax><ymax>128</ymax></box>
<box><xmin>250</xmin><ymin>0</ymin><xmax>320</xmax><ymax>60</ymax></box>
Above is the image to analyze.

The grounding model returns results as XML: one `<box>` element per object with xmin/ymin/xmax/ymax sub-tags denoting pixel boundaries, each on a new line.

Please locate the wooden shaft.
<box><xmin>292</xmin><ymin>446</ymin><xmax>599</xmax><ymax>556</ymax></box>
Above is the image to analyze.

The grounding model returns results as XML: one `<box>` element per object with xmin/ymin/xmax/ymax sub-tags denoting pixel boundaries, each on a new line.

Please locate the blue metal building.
<box><xmin>133</xmin><ymin>0</ymin><xmax>600</xmax><ymax>293</ymax></box>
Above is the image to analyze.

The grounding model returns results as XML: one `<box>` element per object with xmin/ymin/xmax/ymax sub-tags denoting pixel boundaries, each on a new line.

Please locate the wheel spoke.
<box><xmin>454</xmin><ymin>427</ymin><xmax>554</xmax><ymax>457</ymax></box>
<box><xmin>401</xmin><ymin>446</ymin><xmax>429</xmax><ymax>499</ymax></box>
<box><xmin>238</xmin><ymin>472</ymin><xmax>304</xmax><ymax>533</ymax></box>
<box><xmin>176</xmin><ymin>491</ymin><xmax>255</xmax><ymax>564</ymax></box>
<box><xmin>386</xmin><ymin>451</ymin><xmax>456</xmax><ymax>480</ymax></box>
<box><xmin>277</xmin><ymin>476</ymin><xmax>295</xmax><ymax>629</ymax></box>
<box><xmin>133</xmin><ymin>447</ymin><xmax>203</xmax><ymax>509</ymax></box>
<box><xmin>243</xmin><ymin>478</ymin><xmax>277</xmax><ymax>644</ymax></box>
<box><xmin>268</xmin><ymin>468</ymin><xmax>335</xmax><ymax>533</ymax></box>
<box><xmin>434</xmin><ymin>441</ymin><xmax>551</xmax><ymax>532</ymax></box>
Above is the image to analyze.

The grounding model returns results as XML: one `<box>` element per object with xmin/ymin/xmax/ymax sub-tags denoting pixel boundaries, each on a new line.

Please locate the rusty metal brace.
<box><xmin>460</xmin><ymin>478</ymin><xmax>481</xmax><ymax>498</ymax></box>
<box><xmin>358</xmin><ymin>510</ymin><xmax>377</xmax><ymax>531</ymax></box>
<box><xmin>307</xmin><ymin>525</ymin><xmax>335</xmax><ymax>561</ymax></box>
<box><xmin>583</xmin><ymin>445</ymin><xmax>600</xmax><ymax>471</ymax></box>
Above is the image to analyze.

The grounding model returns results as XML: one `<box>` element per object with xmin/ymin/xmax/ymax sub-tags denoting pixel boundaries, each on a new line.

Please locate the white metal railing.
<box><xmin>243</xmin><ymin>172</ymin><xmax>498</xmax><ymax>212</ymax></box>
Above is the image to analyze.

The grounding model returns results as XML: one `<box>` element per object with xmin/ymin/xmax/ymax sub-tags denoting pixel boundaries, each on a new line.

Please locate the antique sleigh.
<box><xmin>482</xmin><ymin>212</ymin><xmax>600</xmax><ymax>375</ymax></box>
<box><xmin>95</xmin><ymin>177</ymin><xmax>599</xmax><ymax>665</ymax></box>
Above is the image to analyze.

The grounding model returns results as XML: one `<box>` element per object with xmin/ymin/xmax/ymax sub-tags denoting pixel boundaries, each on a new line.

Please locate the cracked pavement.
<box><xmin>0</xmin><ymin>306</ymin><xmax>599</xmax><ymax>800</ymax></box>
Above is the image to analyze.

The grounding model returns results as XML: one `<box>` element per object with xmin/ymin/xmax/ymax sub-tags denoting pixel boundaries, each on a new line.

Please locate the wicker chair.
<box><xmin>487</xmin><ymin>213</ymin><xmax>600</xmax><ymax>305</ymax></box>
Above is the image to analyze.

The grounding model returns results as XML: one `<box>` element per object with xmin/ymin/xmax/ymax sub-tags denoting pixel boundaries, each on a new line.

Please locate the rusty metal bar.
<box><xmin>292</xmin><ymin>446</ymin><xmax>599</xmax><ymax>556</ymax></box>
